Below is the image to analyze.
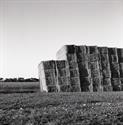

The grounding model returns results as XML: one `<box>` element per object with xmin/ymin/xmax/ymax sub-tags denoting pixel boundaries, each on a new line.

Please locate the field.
<box><xmin>0</xmin><ymin>82</ymin><xmax>40</xmax><ymax>93</ymax></box>
<box><xmin>1</xmin><ymin>92</ymin><xmax>123</xmax><ymax>124</ymax></box>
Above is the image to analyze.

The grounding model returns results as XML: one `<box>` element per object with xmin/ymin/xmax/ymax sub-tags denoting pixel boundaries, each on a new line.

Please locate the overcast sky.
<box><xmin>0</xmin><ymin>0</ymin><xmax>123</xmax><ymax>78</ymax></box>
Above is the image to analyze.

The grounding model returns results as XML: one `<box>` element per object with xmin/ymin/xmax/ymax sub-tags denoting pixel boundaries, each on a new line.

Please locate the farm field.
<box><xmin>1</xmin><ymin>92</ymin><xmax>123</xmax><ymax>124</ymax></box>
<box><xmin>0</xmin><ymin>82</ymin><xmax>40</xmax><ymax>93</ymax></box>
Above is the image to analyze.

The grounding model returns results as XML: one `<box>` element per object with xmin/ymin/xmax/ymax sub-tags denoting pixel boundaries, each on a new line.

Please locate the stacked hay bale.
<box><xmin>38</xmin><ymin>60</ymin><xmax>59</xmax><ymax>92</ymax></box>
<box><xmin>55</xmin><ymin>60</ymin><xmax>71</xmax><ymax>92</ymax></box>
<box><xmin>117</xmin><ymin>48</ymin><xmax>123</xmax><ymax>90</ymax></box>
<box><xmin>98</xmin><ymin>47</ymin><xmax>113</xmax><ymax>91</ymax></box>
<box><xmin>76</xmin><ymin>45</ymin><xmax>93</xmax><ymax>92</ymax></box>
<box><xmin>87</xmin><ymin>46</ymin><xmax>103</xmax><ymax>92</ymax></box>
<box><xmin>56</xmin><ymin>45</ymin><xmax>81</xmax><ymax>92</ymax></box>
<box><xmin>108</xmin><ymin>48</ymin><xmax>121</xmax><ymax>91</ymax></box>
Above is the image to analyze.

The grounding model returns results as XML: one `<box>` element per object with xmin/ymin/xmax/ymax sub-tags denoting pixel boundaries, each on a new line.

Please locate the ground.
<box><xmin>1</xmin><ymin>92</ymin><xmax>123</xmax><ymax>125</ymax></box>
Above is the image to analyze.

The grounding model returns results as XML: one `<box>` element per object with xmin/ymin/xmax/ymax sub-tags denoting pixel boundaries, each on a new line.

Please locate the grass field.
<box><xmin>0</xmin><ymin>82</ymin><xmax>40</xmax><ymax>93</ymax></box>
<box><xmin>1</xmin><ymin>92</ymin><xmax>123</xmax><ymax>124</ymax></box>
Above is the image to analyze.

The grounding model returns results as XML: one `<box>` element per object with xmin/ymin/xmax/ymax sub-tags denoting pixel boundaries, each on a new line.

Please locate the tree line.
<box><xmin>0</xmin><ymin>78</ymin><xmax>39</xmax><ymax>82</ymax></box>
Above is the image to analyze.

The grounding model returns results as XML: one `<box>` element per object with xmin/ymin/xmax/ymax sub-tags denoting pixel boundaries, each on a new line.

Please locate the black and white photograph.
<box><xmin>0</xmin><ymin>0</ymin><xmax>123</xmax><ymax>124</ymax></box>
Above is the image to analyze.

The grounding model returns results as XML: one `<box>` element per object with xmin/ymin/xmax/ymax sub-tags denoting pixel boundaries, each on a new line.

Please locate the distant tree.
<box><xmin>18</xmin><ymin>77</ymin><xmax>25</xmax><ymax>82</ymax></box>
<box><xmin>0</xmin><ymin>78</ymin><xmax>3</xmax><ymax>81</ymax></box>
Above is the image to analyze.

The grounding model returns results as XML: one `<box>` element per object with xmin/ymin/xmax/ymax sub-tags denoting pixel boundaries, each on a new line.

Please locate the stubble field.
<box><xmin>1</xmin><ymin>92</ymin><xmax>123</xmax><ymax>124</ymax></box>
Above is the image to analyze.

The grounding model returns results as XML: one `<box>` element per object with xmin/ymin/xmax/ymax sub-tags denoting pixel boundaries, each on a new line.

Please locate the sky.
<box><xmin>0</xmin><ymin>0</ymin><xmax>123</xmax><ymax>78</ymax></box>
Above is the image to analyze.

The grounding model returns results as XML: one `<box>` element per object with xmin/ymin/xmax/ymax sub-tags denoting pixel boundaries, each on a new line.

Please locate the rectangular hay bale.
<box><xmin>70</xmin><ymin>77</ymin><xmax>80</xmax><ymax>86</ymax></box>
<box><xmin>102</xmin><ymin>68</ymin><xmax>111</xmax><ymax>78</ymax></box>
<box><xmin>98</xmin><ymin>47</ymin><xmax>108</xmax><ymax>54</ymax></box>
<box><xmin>70</xmin><ymin>68</ymin><xmax>80</xmax><ymax>77</ymax></box>
<box><xmin>71</xmin><ymin>85</ymin><xmax>81</xmax><ymax>92</ymax></box>
<box><xmin>56</xmin><ymin>60</ymin><xmax>68</xmax><ymax>69</ymax></box>
<box><xmin>78</xmin><ymin>62</ymin><xmax>90</xmax><ymax>77</ymax></box>
<box><xmin>67</xmin><ymin>53</ymin><xmax>77</xmax><ymax>62</ymax></box>
<box><xmin>89</xmin><ymin>53</ymin><xmax>99</xmax><ymax>62</ymax></box>
<box><xmin>88</xmin><ymin>46</ymin><xmax>99</xmax><ymax>54</ymax></box>
<box><xmin>76</xmin><ymin>45</ymin><xmax>86</xmax><ymax>54</ymax></box>
<box><xmin>57</xmin><ymin>68</ymin><xmax>70</xmax><ymax>77</ymax></box>
<box><xmin>58</xmin><ymin>77</ymin><xmax>70</xmax><ymax>86</ymax></box>
<box><xmin>103</xmin><ymin>85</ymin><xmax>113</xmax><ymax>92</ymax></box>
<box><xmin>44</xmin><ymin>69</ymin><xmax>56</xmax><ymax>78</ymax></box>
<box><xmin>80</xmin><ymin>77</ymin><xmax>92</xmax><ymax>86</ymax></box>
<box><xmin>108</xmin><ymin>48</ymin><xmax>117</xmax><ymax>55</ymax></box>
<box><xmin>102</xmin><ymin>78</ymin><xmax>111</xmax><ymax>86</ymax></box>
<box><xmin>48</xmin><ymin>85</ymin><xmax>59</xmax><ymax>92</ymax></box>
<box><xmin>41</xmin><ymin>60</ymin><xmax>56</xmax><ymax>70</ymax></box>
<box><xmin>68</xmin><ymin>61</ymin><xmax>78</xmax><ymax>69</ymax></box>
<box><xmin>45</xmin><ymin>77</ymin><xmax>57</xmax><ymax>86</ymax></box>
<box><xmin>110</xmin><ymin>55</ymin><xmax>118</xmax><ymax>63</ymax></box>
<box><xmin>76</xmin><ymin>53</ymin><xmax>88</xmax><ymax>62</ymax></box>
<box><xmin>81</xmin><ymin>84</ymin><xmax>93</xmax><ymax>92</ymax></box>
<box><xmin>59</xmin><ymin>84</ymin><xmax>71</xmax><ymax>92</ymax></box>
<box><xmin>111</xmin><ymin>78</ymin><xmax>121</xmax><ymax>91</ymax></box>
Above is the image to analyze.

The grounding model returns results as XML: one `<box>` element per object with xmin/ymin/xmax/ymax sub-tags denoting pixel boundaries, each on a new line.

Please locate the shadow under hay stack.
<box><xmin>39</xmin><ymin>45</ymin><xmax>123</xmax><ymax>92</ymax></box>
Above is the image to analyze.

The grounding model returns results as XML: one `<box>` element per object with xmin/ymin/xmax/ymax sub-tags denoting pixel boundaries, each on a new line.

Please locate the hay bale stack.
<box><xmin>38</xmin><ymin>60</ymin><xmax>58</xmax><ymax>92</ymax></box>
<box><xmin>88</xmin><ymin>46</ymin><xmax>103</xmax><ymax>92</ymax></box>
<box><xmin>56</xmin><ymin>60</ymin><xmax>71</xmax><ymax>92</ymax></box>
<box><xmin>76</xmin><ymin>46</ymin><xmax>92</xmax><ymax>92</ymax></box>
<box><xmin>56</xmin><ymin>45</ymin><xmax>81</xmax><ymax>92</ymax></box>
<box><xmin>108</xmin><ymin>48</ymin><xmax>121</xmax><ymax>91</ymax></box>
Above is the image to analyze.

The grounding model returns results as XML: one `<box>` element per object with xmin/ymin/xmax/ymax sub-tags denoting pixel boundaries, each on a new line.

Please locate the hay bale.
<box><xmin>111</xmin><ymin>78</ymin><xmax>121</xmax><ymax>91</ymax></box>
<box><xmin>70</xmin><ymin>68</ymin><xmax>80</xmax><ymax>77</ymax></box>
<box><xmin>102</xmin><ymin>78</ymin><xmax>111</xmax><ymax>85</ymax></box>
<box><xmin>70</xmin><ymin>77</ymin><xmax>80</xmax><ymax>86</ymax></box>
<box><xmin>76</xmin><ymin>53</ymin><xmax>88</xmax><ymax>63</ymax></box>
<box><xmin>78</xmin><ymin>62</ymin><xmax>90</xmax><ymax>77</ymax></box>
<box><xmin>98</xmin><ymin>47</ymin><xmax>108</xmax><ymax>54</ymax></box>
<box><xmin>119</xmin><ymin>63</ymin><xmax>123</xmax><ymax>77</ymax></box>
<box><xmin>69</xmin><ymin>62</ymin><xmax>78</xmax><ymax>69</ymax></box>
<box><xmin>80</xmin><ymin>77</ymin><xmax>92</xmax><ymax>86</ymax></box>
<box><xmin>45</xmin><ymin>77</ymin><xmax>57</xmax><ymax>86</ymax></box>
<box><xmin>103</xmin><ymin>85</ymin><xmax>113</xmax><ymax>91</ymax></box>
<box><xmin>89</xmin><ymin>53</ymin><xmax>99</xmax><ymax>62</ymax></box>
<box><xmin>67</xmin><ymin>53</ymin><xmax>77</xmax><ymax>62</ymax></box>
<box><xmin>48</xmin><ymin>85</ymin><xmax>59</xmax><ymax>92</ymax></box>
<box><xmin>93</xmin><ymin>84</ymin><xmax>103</xmax><ymax>92</ymax></box>
<box><xmin>102</xmin><ymin>68</ymin><xmax>111</xmax><ymax>78</ymax></box>
<box><xmin>101</xmin><ymin>61</ymin><xmax>110</xmax><ymax>69</ymax></box>
<box><xmin>92</xmin><ymin>77</ymin><xmax>103</xmax><ymax>92</ymax></box>
<box><xmin>41</xmin><ymin>60</ymin><xmax>56</xmax><ymax>70</ymax></box>
<box><xmin>57</xmin><ymin>68</ymin><xmax>70</xmax><ymax>77</ymax></box>
<box><xmin>71</xmin><ymin>85</ymin><xmax>81</xmax><ymax>92</ymax></box>
<box><xmin>56</xmin><ymin>60</ymin><xmax>68</xmax><ymax>69</ymax></box>
<box><xmin>44</xmin><ymin>69</ymin><xmax>56</xmax><ymax>78</ymax></box>
<box><xmin>92</xmin><ymin>77</ymin><xmax>102</xmax><ymax>86</ymax></box>
<box><xmin>89</xmin><ymin>61</ymin><xmax>100</xmax><ymax>70</ymax></box>
<box><xmin>59</xmin><ymin>85</ymin><xmax>71</xmax><ymax>92</ymax></box>
<box><xmin>66</xmin><ymin>45</ymin><xmax>76</xmax><ymax>53</ymax></box>
<box><xmin>110</xmin><ymin>63</ymin><xmax>120</xmax><ymax>78</ymax></box>
<box><xmin>110</xmin><ymin>55</ymin><xmax>118</xmax><ymax>63</ymax></box>
<box><xmin>88</xmin><ymin>46</ymin><xmax>99</xmax><ymax>54</ymax></box>
<box><xmin>58</xmin><ymin>77</ymin><xmax>70</xmax><ymax>86</ymax></box>
<box><xmin>91</xmin><ymin>69</ymin><xmax>100</xmax><ymax>78</ymax></box>
<box><xmin>81</xmin><ymin>84</ymin><xmax>93</xmax><ymax>92</ymax></box>
<box><xmin>76</xmin><ymin>45</ymin><xmax>86</xmax><ymax>54</ymax></box>
<box><xmin>108</xmin><ymin>48</ymin><xmax>117</xmax><ymax>55</ymax></box>
<box><xmin>100</xmin><ymin>54</ymin><xmax>110</xmax><ymax>63</ymax></box>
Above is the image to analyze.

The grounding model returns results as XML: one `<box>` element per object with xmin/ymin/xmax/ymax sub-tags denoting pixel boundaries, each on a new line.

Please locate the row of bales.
<box><xmin>38</xmin><ymin>45</ymin><xmax>123</xmax><ymax>92</ymax></box>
